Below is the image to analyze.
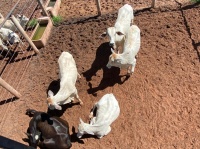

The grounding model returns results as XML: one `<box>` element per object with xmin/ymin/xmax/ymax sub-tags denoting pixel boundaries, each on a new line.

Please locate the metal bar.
<box><xmin>10</xmin><ymin>15</ymin><xmax>40</xmax><ymax>54</ymax></box>
<box><xmin>0</xmin><ymin>0</ymin><xmax>21</xmax><ymax>29</ymax></box>
<box><xmin>0</xmin><ymin>77</ymin><xmax>21</xmax><ymax>98</ymax></box>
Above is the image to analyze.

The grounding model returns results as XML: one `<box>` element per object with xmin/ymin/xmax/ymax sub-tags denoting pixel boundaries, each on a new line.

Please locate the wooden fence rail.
<box><xmin>0</xmin><ymin>77</ymin><xmax>21</xmax><ymax>98</ymax></box>
<box><xmin>10</xmin><ymin>15</ymin><xmax>40</xmax><ymax>54</ymax></box>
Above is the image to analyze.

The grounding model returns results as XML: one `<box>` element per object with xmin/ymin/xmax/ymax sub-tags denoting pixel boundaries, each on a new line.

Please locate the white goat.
<box><xmin>0</xmin><ymin>13</ymin><xmax>29</xmax><ymax>32</ymax></box>
<box><xmin>102</xmin><ymin>4</ymin><xmax>134</xmax><ymax>53</ymax></box>
<box><xmin>106</xmin><ymin>25</ymin><xmax>141</xmax><ymax>75</ymax></box>
<box><xmin>77</xmin><ymin>93</ymin><xmax>120</xmax><ymax>139</ymax></box>
<box><xmin>47</xmin><ymin>51</ymin><xmax>83</xmax><ymax>110</ymax></box>
<box><xmin>0</xmin><ymin>27</ymin><xmax>22</xmax><ymax>51</ymax></box>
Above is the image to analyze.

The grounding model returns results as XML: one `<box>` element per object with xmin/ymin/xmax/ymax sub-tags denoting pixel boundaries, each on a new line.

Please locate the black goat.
<box><xmin>25</xmin><ymin>109</ymin><xmax>72</xmax><ymax>149</ymax></box>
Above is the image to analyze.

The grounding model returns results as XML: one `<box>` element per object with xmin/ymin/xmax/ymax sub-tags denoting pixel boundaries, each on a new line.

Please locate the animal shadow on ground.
<box><xmin>46</xmin><ymin>80</ymin><xmax>80</xmax><ymax>117</ymax></box>
<box><xmin>82</xmin><ymin>42</ymin><xmax>130</xmax><ymax>95</ymax></box>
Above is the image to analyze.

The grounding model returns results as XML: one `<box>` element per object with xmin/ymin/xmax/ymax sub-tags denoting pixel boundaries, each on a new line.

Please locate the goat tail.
<box><xmin>26</xmin><ymin>109</ymin><xmax>37</xmax><ymax>116</ymax></box>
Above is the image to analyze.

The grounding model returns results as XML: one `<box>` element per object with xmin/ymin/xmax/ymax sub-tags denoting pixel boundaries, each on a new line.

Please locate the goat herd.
<box><xmin>1</xmin><ymin>3</ymin><xmax>141</xmax><ymax>149</ymax></box>
<box><xmin>0</xmin><ymin>13</ymin><xmax>29</xmax><ymax>56</ymax></box>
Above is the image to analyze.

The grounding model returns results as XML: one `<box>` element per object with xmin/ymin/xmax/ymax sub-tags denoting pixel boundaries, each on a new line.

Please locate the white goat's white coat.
<box><xmin>106</xmin><ymin>4</ymin><xmax>134</xmax><ymax>52</ymax></box>
<box><xmin>77</xmin><ymin>93</ymin><xmax>120</xmax><ymax>139</ymax></box>
<box><xmin>0</xmin><ymin>27</ymin><xmax>21</xmax><ymax>51</ymax></box>
<box><xmin>0</xmin><ymin>13</ymin><xmax>29</xmax><ymax>32</ymax></box>
<box><xmin>115</xmin><ymin>4</ymin><xmax>134</xmax><ymax>34</ymax></box>
<box><xmin>47</xmin><ymin>52</ymin><xmax>83</xmax><ymax>110</ymax></box>
<box><xmin>107</xmin><ymin>25</ymin><xmax>141</xmax><ymax>74</ymax></box>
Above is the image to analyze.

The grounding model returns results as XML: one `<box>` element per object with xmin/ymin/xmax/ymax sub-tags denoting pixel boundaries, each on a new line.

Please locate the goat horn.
<box><xmin>24</xmin><ymin>132</ymin><xmax>30</xmax><ymax>137</ymax></box>
<box><xmin>111</xmin><ymin>48</ymin><xmax>115</xmax><ymax>54</ymax></box>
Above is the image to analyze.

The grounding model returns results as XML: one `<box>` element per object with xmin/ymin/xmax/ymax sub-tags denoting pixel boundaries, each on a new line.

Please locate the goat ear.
<box><xmin>111</xmin><ymin>56</ymin><xmax>115</xmax><ymax>62</ymax></box>
<box><xmin>100</xmin><ymin>32</ymin><xmax>107</xmax><ymax>38</ymax></box>
<box><xmin>48</xmin><ymin>90</ymin><xmax>54</xmax><ymax>97</ymax></box>
<box><xmin>55</xmin><ymin>104</ymin><xmax>62</xmax><ymax>110</ymax></box>
<box><xmin>47</xmin><ymin>98</ymin><xmax>52</xmax><ymax>105</ymax></box>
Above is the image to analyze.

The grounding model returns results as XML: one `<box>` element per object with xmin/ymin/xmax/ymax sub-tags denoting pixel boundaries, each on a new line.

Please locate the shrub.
<box><xmin>52</xmin><ymin>16</ymin><xmax>62</xmax><ymax>26</ymax></box>
<box><xmin>191</xmin><ymin>0</ymin><xmax>200</xmax><ymax>2</ymax></box>
<box><xmin>27</xmin><ymin>19</ymin><xmax>38</xmax><ymax>28</ymax></box>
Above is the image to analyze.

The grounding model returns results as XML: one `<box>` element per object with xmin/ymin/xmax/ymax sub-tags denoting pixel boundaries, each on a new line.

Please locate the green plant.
<box><xmin>52</xmin><ymin>16</ymin><xmax>62</xmax><ymax>26</ymax></box>
<box><xmin>27</xmin><ymin>19</ymin><xmax>38</xmax><ymax>28</ymax></box>
<box><xmin>191</xmin><ymin>0</ymin><xmax>200</xmax><ymax>2</ymax></box>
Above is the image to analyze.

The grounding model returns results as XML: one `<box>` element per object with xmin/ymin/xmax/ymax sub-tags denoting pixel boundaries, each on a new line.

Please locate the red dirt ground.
<box><xmin>0</xmin><ymin>0</ymin><xmax>200</xmax><ymax>149</ymax></box>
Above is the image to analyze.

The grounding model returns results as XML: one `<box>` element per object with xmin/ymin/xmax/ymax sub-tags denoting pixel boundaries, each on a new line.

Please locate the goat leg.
<box><xmin>74</xmin><ymin>89</ymin><xmax>83</xmax><ymax>105</ymax></box>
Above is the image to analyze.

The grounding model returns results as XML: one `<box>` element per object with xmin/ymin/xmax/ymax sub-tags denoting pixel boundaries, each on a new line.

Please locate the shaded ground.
<box><xmin>0</xmin><ymin>0</ymin><xmax>200</xmax><ymax>149</ymax></box>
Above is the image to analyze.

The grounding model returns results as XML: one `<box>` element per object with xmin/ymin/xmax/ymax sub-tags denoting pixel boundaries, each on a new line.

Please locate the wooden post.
<box><xmin>0</xmin><ymin>77</ymin><xmax>21</xmax><ymax>98</ymax></box>
<box><xmin>95</xmin><ymin>0</ymin><xmax>101</xmax><ymax>16</ymax></box>
<box><xmin>36</xmin><ymin>0</ymin><xmax>49</xmax><ymax>16</ymax></box>
<box><xmin>151</xmin><ymin>0</ymin><xmax>156</xmax><ymax>8</ymax></box>
<box><xmin>10</xmin><ymin>15</ymin><xmax>40</xmax><ymax>54</ymax></box>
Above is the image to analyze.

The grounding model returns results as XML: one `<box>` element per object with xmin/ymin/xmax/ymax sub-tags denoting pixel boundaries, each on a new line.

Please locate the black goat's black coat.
<box><xmin>26</xmin><ymin>109</ymin><xmax>72</xmax><ymax>149</ymax></box>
